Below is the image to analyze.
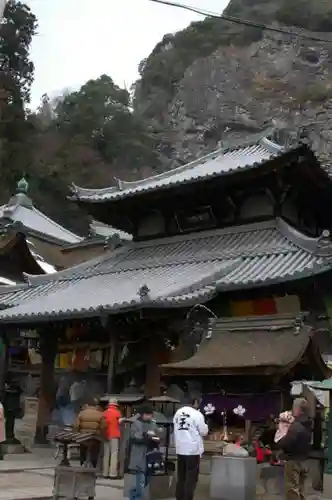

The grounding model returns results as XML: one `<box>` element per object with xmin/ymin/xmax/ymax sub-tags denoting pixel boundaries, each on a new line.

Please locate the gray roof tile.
<box><xmin>70</xmin><ymin>130</ymin><xmax>285</xmax><ymax>203</ymax></box>
<box><xmin>161</xmin><ymin>314</ymin><xmax>330</xmax><ymax>376</ymax></box>
<box><xmin>0</xmin><ymin>194</ymin><xmax>82</xmax><ymax>244</ymax></box>
<box><xmin>89</xmin><ymin>220</ymin><xmax>132</xmax><ymax>241</ymax></box>
<box><xmin>0</xmin><ymin>218</ymin><xmax>331</xmax><ymax>322</ymax></box>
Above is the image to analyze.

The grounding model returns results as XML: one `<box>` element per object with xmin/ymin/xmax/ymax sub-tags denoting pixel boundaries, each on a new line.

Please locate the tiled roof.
<box><xmin>89</xmin><ymin>220</ymin><xmax>132</xmax><ymax>241</ymax></box>
<box><xmin>70</xmin><ymin>128</ymin><xmax>286</xmax><ymax>203</ymax></box>
<box><xmin>162</xmin><ymin>315</ymin><xmax>309</xmax><ymax>371</ymax></box>
<box><xmin>161</xmin><ymin>314</ymin><xmax>329</xmax><ymax>376</ymax></box>
<box><xmin>0</xmin><ymin>277</ymin><xmax>16</xmax><ymax>286</ymax></box>
<box><xmin>0</xmin><ymin>228</ymin><xmax>54</xmax><ymax>284</ymax></box>
<box><xmin>26</xmin><ymin>240</ymin><xmax>57</xmax><ymax>274</ymax></box>
<box><xmin>62</xmin><ymin>220</ymin><xmax>132</xmax><ymax>251</ymax></box>
<box><xmin>0</xmin><ymin>193</ymin><xmax>82</xmax><ymax>245</ymax></box>
<box><xmin>0</xmin><ymin>218</ymin><xmax>331</xmax><ymax>322</ymax></box>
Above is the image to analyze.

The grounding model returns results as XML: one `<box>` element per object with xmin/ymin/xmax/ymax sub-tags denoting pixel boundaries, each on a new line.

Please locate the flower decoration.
<box><xmin>203</xmin><ymin>403</ymin><xmax>216</xmax><ymax>415</ymax></box>
<box><xmin>233</xmin><ymin>405</ymin><xmax>246</xmax><ymax>417</ymax></box>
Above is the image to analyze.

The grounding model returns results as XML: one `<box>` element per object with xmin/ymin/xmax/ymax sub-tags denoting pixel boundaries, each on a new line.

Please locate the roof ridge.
<box><xmin>31</xmin><ymin>206</ymin><xmax>82</xmax><ymax>244</ymax></box>
<box><xmin>212</xmin><ymin>313</ymin><xmax>303</xmax><ymax>331</ymax></box>
<box><xmin>70</xmin><ymin>127</ymin><xmax>280</xmax><ymax>197</ymax></box>
<box><xmin>25</xmin><ymin>241</ymin><xmax>133</xmax><ymax>286</ymax></box>
<box><xmin>109</xmin><ymin>146</ymin><xmax>224</xmax><ymax>192</ymax></box>
<box><xmin>132</xmin><ymin>219</ymin><xmax>278</xmax><ymax>249</ymax></box>
<box><xmin>277</xmin><ymin>218</ymin><xmax>332</xmax><ymax>255</ymax></box>
<box><xmin>0</xmin><ymin>200</ymin><xmax>82</xmax><ymax>246</ymax></box>
<box><xmin>70</xmin><ymin>182</ymin><xmax>118</xmax><ymax>196</ymax></box>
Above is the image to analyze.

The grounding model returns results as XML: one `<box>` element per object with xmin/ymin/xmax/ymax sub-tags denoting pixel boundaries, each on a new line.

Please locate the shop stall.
<box><xmin>161</xmin><ymin>314</ymin><xmax>330</xmax><ymax>453</ymax></box>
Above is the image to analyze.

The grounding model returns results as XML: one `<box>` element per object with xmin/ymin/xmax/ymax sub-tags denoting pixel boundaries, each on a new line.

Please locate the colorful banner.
<box><xmin>201</xmin><ymin>392</ymin><xmax>281</xmax><ymax>421</ymax></box>
<box><xmin>231</xmin><ymin>300</ymin><xmax>254</xmax><ymax>317</ymax></box>
<box><xmin>253</xmin><ymin>298</ymin><xmax>277</xmax><ymax>315</ymax></box>
<box><xmin>227</xmin><ymin>295</ymin><xmax>300</xmax><ymax>318</ymax></box>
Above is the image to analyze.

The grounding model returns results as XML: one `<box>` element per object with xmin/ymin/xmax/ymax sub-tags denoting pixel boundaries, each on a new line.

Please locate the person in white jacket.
<box><xmin>173</xmin><ymin>398</ymin><xmax>208</xmax><ymax>500</ymax></box>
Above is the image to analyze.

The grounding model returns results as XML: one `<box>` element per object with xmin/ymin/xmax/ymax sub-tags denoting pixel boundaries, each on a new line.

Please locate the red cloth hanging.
<box><xmin>72</xmin><ymin>349</ymin><xmax>89</xmax><ymax>371</ymax></box>
<box><xmin>253</xmin><ymin>298</ymin><xmax>277</xmax><ymax>315</ymax></box>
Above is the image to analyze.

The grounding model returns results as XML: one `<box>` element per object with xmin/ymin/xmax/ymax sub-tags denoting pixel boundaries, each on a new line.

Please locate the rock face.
<box><xmin>163</xmin><ymin>27</ymin><xmax>332</xmax><ymax>164</ymax></box>
<box><xmin>133</xmin><ymin>0</ymin><xmax>332</xmax><ymax>167</ymax></box>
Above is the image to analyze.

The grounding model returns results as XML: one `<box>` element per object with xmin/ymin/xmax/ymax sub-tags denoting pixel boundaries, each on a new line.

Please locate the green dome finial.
<box><xmin>16</xmin><ymin>176</ymin><xmax>29</xmax><ymax>194</ymax></box>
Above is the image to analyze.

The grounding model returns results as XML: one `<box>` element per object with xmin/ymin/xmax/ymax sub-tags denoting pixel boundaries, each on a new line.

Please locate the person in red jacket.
<box><xmin>103</xmin><ymin>398</ymin><xmax>122</xmax><ymax>478</ymax></box>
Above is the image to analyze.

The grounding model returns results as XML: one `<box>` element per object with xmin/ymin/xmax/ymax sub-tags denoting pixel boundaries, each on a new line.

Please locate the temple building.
<box><xmin>0</xmin><ymin>178</ymin><xmax>82</xmax><ymax>270</ymax></box>
<box><xmin>0</xmin><ymin>128</ymin><xmax>332</xmax><ymax>439</ymax></box>
<box><xmin>0</xmin><ymin>178</ymin><xmax>130</xmax><ymax>270</ymax></box>
<box><xmin>0</xmin><ymin>224</ymin><xmax>53</xmax><ymax>285</ymax></box>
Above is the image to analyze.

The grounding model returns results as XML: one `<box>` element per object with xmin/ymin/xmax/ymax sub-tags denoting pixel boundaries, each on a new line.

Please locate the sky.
<box><xmin>25</xmin><ymin>0</ymin><xmax>229</xmax><ymax>108</ymax></box>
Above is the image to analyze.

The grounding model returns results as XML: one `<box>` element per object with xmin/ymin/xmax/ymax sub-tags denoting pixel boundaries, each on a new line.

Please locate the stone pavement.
<box><xmin>0</xmin><ymin>469</ymin><xmax>124</xmax><ymax>500</ymax></box>
<box><xmin>0</xmin><ymin>450</ymin><xmax>328</xmax><ymax>500</ymax></box>
<box><xmin>0</xmin><ymin>453</ymin><xmax>55</xmax><ymax>472</ymax></box>
<box><xmin>0</xmin><ymin>450</ymin><xmax>125</xmax><ymax>500</ymax></box>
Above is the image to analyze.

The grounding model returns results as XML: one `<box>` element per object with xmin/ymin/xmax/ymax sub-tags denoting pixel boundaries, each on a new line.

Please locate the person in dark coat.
<box><xmin>278</xmin><ymin>398</ymin><xmax>312</xmax><ymax>500</ymax></box>
<box><xmin>128</xmin><ymin>404</ymin><xmax>160</xmax><ymax>500</ymax></box>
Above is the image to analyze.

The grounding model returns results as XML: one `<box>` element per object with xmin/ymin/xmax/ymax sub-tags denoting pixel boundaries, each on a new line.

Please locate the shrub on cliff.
<box><xmin>276</xmin><ymin>0</ymin><xmax>332</xmax><ymax>31</ymax></box>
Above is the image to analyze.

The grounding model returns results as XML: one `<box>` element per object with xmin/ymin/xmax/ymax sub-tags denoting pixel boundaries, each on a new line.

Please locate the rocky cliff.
<box><xmin>134</xmin><ymin>0</ymin><xmax>332</xmax><ymax>167</ymax></box>
<box><xmin>164</xmin><ymin>27</ymin><xmax>332</xmax><ymax>163</ymax></box>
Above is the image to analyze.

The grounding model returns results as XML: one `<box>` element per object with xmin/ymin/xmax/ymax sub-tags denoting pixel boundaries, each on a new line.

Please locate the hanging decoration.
<box><xmin>203</xmin><ymin>403</ymin><xmax>216</xmax><ymax>415</ymax></box>
<box><xmin>233</xmin><ymin>405</ymin><xmax>246</xmax><ymax>417</ymax></box>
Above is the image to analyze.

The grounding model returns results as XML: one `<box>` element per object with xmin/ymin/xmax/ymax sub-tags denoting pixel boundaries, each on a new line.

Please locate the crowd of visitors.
<box><xmin>70</xmin><ymin>395</ymin><xmax>312</xmax><ymax>500</ymax></box>
<box><xmin>172</xmin><ymin>396</ymin><xmax>312</xmax><ymax>500</ymax></box>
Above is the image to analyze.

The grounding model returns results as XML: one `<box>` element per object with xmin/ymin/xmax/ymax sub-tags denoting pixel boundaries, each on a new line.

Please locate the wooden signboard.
<box><xmin>17</xmin><ymin>397</ymin><xmax>39</xmax><ymax>448</ymax></box>
<box><xmin>175</xmin><ymin>205</ymin><xmax>216</xmax><ymax>232</ymax></box>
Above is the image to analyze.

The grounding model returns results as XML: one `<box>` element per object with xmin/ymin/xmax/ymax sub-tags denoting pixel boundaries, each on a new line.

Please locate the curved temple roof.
<box><xmin>69</xmin><ymin>128</ymin><xmax>289</xmax><ymax>203</ymax></box>
<box><xmin>161</xmin><ymin>314</ymin><xmax>329</xmax><ymax>378</ymax></box>
<box><xmin>0</xmin><ymin>218</ymin><xmax>332</xmax><ymax>323</ymax></box>
<box><xmin>1</xmin><ymin>180</ymin><xmax>82</xmax><ymax>245</ymax></box>
<box><xmin>26</xmin><ymin>239</ymin><xmax>57</xmax><ymax>274</ymax></box>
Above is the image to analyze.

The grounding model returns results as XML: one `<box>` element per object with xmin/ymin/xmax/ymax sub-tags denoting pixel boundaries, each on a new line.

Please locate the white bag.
<box><xmin>223</xmin><ymin>443</ymin><xmax>249</xmax><ymax>457</ymax></box>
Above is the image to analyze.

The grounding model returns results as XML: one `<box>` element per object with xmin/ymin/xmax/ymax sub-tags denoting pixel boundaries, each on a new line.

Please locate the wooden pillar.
<box><xmin>145</xmin><ymin>335</ymin><xmax>163</xmax><ymax>398</ymax></box>
<box><xmin>35</xmin><ymin>330</ymin><xmax>58</xmax><ymax>444</ymax></box>
<box><xmin>313</xmin><ymin>409</ymin><xmax>323</xmax><ymax>451</ymax></box>
<box><xmin>106</xmin><ymin>333</ymin><xmax>116</xmax><ymax>394</ymax></box>
<box><xmin>326</xmin><ymin>389</ymin><xmax>332</xmax><ymax>475</ymax></box>
<box><xmin>0</xmin><ymin>334</ymin><xmax>7</xmax><ymax>400</ymax></box>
